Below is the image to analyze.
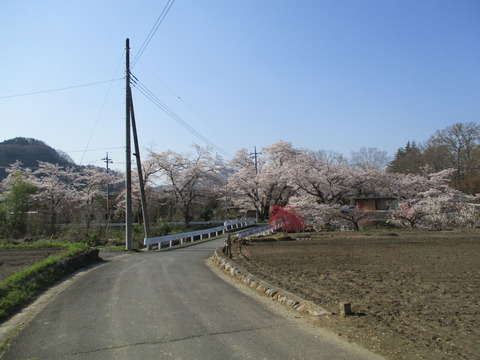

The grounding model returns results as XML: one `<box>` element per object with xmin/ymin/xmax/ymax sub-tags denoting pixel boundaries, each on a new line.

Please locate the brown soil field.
<box><xmin>230</xmin><ymin>228</ymin><xmax>480</xmax><ymax>360</ymax></box>
<box><xmin>0</xmin><ymin>247</ymin><xmax>66</xmax><ymax>282</ymax></box>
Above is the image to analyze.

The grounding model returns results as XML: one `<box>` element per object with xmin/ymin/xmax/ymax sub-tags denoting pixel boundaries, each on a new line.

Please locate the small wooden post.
<box><xmin>339</xmin><ymin>302</ymin><xmax>352</xmax><ymax>317</ymax></box>
<box><xmin>225</xmin><ymin>234</ymin><xmax>232</xmax><ymax>258</ymax></box>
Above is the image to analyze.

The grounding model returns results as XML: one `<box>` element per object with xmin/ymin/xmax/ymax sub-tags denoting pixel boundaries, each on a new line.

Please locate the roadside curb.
<box><xmin>212</xmin><ymin>246</ymin><xmax>331</xmax><ymax>316</ymax></box>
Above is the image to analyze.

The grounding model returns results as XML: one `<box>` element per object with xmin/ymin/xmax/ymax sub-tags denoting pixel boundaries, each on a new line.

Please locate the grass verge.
<box><xmin>0</xmin><ymin>242</ymin><xmax>97</xmax><ymax>322</ymax></box>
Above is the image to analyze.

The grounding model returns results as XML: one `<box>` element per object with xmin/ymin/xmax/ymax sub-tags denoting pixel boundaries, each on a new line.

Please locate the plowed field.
<box><xmin>230</xmin><ymin>229</ymin><xmax>480</xmax><ymax>360</ymax></box>
<box><xmin>0</xmin><ymin>247</ymin><xmax>66</xmax><ymax>282</ymax></box>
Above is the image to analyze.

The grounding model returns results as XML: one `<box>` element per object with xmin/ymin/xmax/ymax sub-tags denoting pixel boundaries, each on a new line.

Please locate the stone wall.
<box><xmin>212</xmin><ymin>246</ymin><xmax>330</xmax><ymax>316</ymax></box>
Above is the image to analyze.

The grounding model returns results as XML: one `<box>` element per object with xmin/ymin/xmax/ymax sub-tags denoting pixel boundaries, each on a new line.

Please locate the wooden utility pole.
<box><xmin>101</xmin><ymin>152</ymin><xmax>113</xmax><ymax>222</ymax></box>
<box><xmin>125</xmin><ymin>38</ymin><xmax>133</xmax><ymax>250</ymax></box>
<box><xmin>250</xmin><ymin>146</ymin><xmax>262</xmax><ymax>222</ymax></box>
<box><xmin>124</xmin><ymin>38</ymin><xmax>150</xmax><ymax>249</ymax></box>
<box><xmin>129</xmin><ymin>87</ymin><xmax>151</xmax><ymax>240</ymax></box>
<box><xmin>250</xmin><ymin>146</ymin><xmax>261</xmax><ymax>175</ymax></box>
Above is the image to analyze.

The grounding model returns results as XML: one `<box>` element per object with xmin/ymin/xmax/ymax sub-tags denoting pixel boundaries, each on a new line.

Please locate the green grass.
<box><xmin>0</xmin><ymin>242</ymin><xmax>93</xmax><ymax>322</ymax></box>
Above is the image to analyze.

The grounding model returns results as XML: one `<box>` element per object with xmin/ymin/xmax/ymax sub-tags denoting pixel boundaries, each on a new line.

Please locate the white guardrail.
<box><xmin>144</xmin><ymin>218</ymin><xmax>256</xmax><ymax>251</ymax></box>
<box><xmin>234</xmin><ymin>224</ymin><xmax>274</xmax><ymax>239</ymax></box>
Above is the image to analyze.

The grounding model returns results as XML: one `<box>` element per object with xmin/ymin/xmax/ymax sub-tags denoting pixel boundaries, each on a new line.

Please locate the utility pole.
<box><xmin>250</xmin><ymin>146</ymin><xmax>261</xmax><ymax>175</ymax></box>
<box><xmin>250</xmin><ymin>146</ymin><xmax>262</xmax><ymax>222</ymax></box>
<box><xmin>101</xmin><ymin>153</ymin><xmax>113</xmax><ymax>222</ymax></box>
<box><xmin>129</xmin><ymin>87</ymin><xmax>151</xmax><ymax>241</ymax></box>
<box><xmin>124</xmin><ymin>38</ymin><xmax>150</xmax><ymax>250</ymax></box>
<box><xmin>125</xmin><ymin>38</ymin><xmax>133</xmax><ymax>250</ymax></box>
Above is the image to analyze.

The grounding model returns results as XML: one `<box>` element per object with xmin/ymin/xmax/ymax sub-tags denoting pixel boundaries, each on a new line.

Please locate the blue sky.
<box><xmin>1</xmin><ymin>0</ymin><xmax>479</xmax><ymax>171</ymax></box>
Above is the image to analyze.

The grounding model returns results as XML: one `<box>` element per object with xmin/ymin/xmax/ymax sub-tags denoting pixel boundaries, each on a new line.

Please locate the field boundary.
<box><xmin>212</xmin><ymin>245</ymin><xmax>331</xmax><ymax>316</ymax></box>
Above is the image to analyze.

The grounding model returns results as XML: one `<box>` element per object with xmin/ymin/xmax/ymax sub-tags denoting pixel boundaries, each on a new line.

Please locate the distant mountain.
<box><xmin>0</xmin><ymin>137</ymin><xmax>75</xmax><ymax>180</ymax></box>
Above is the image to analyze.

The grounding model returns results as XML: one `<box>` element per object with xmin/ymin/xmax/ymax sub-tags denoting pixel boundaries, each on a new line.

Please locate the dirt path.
<box><xmin>230</xmin><ymin>229</ymin><xmax>480</xmax><ymax>360</ymax></box>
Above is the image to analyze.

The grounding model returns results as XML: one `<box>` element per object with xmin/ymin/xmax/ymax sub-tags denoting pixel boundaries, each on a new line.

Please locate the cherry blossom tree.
<box><xmin>387</xmin><ymin>169</ymin><xmax>477</xmax><ymax>229</ymax></box>
<box><xmin>290</xmin><ymin>197</ymin><xmax>377</xmax><ymax>231</ymax></box>
<box><xmin>387</xmin><ymin>201</ymin><xmax>429</xmax><ymax>228</ymax></box>
<box><xmin>287</xmin><ymin>150</ymin><xmax>375</xmax><ymax>205</ymax></box>
<box><xmin>1</xmin><ymin>161</ymin><xmax>122</xmax><ymax>235</ymax></box>
<box><xmin>288</xmin><ymin>154</ymin><xmax>478</xmax><ymax>231</ymax></box>
<box><xmin>148</xmin><ymin>145</ymin><xmax>225</xmax><ymax>224</ymax></box>
<box><xmin>29</xmin><ymin>162</ymin><xmax>78</xmax><ymax>228</ymax></box>
<box><xmin>73</xmin><ymin>166</ymin><xmax>119</xmax><ymax>228</ymax></box>
<box><xmin>261</xmin><ymin>142</ymin><xmax>299</xmax><ymax>207</ymax></box>
<box><xmin>350</xmin><ymin>147</ymin><xmax>390</xmax><ymax>171</ymax></box>
<box><xmin>134</xmin><ymin>158</ymin><xmax>174</xmax><ymax>225</ymax></box>
<box><xmin>113</xmin><ymin>157</ymin><xmax>162</xmax><ymax>225</ymax></box>
<box><xmin>227</xmin><ymin>142</ymin><xmax>298</xmax><ymax>221</ymax></box>
<box><xmin>335</xmin><ymin>204</ymin><xmax>375</xmax><ymax>231</ymax></box>
<box><xmin>451</xmin><ymin>203</ymin><xmax>478</xmax><ymax>228</ymax></box>
<box><xmin>283</xmin><ymin>150</ymin><xmax>386</xmax><ymax>230</ymax></box>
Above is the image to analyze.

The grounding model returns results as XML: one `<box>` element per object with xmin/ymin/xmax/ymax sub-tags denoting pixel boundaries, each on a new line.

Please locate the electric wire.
<box><xmin>132</xmin><ymin>0</ymin><xmax>176</xmax><ymax>67</ymax></box>
<box><xmin>0</xmin><ymin>79</ymin><xmax>122</xmax><ymax>99</ymax></box>
<box><xmin>137</xmin><ymin>61</ymin><xmax>241</xmax><ymax>149</ymax></box>
<box><xmin>131</xmin><ymin>75</ymin><xmax>230</xmax><ymax>158</ymax></box>
<box><xmin>65</xmin><ymin>146</ymin><xmax>125</xmax><ymax>153</ymax></box>
<box><xmin>79</xmin><ymin>50</ymin><xmax>126</xmax><ymax>166</ymax></box>
<box><xmin>132</xmin><ymin>82</ymin><xmax>228</xmax><ymax>158</ymax></box>
<box><xmin>130</xmin><ymin>75</ymin><xmax>231</xmax><ymax>158</ymax></box>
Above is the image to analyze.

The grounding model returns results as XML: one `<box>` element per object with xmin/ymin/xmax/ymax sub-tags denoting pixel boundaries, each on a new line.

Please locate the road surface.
<box><xmin>1</xmin><ymin>237</ymin><xmax>383</xmax><ymax>359</ymax></box>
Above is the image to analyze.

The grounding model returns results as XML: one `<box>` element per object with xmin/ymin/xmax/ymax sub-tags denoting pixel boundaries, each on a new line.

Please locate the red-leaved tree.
<box><xmin>269</xmin><ymin>205</ymin><xmax>305</xmax><ymax>234</ymax></box>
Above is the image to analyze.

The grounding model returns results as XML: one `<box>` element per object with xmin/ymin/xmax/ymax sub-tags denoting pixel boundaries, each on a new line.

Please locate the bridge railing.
<box><xmin>144</xmin><ymin>218</ymin><xmax>255</xmax><ymax>251</ymax></box>
<box><xmin>224</xmin><ymin>218</ymin><xmax>255</xmax><ymax>230</ymax></box>
<box><xmin>235</xmin><ymin>224</ymin><xmax>274</xmax><ymax>239</ymax></box>
<box><xmin>167</xmin><ymin>220</ymin><xmax>226</xmax><ymax>226</ymax></box>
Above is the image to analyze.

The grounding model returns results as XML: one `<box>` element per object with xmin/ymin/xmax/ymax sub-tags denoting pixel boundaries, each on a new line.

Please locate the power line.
<box><xmin>79</xmin><ymin>50</ymin><xmax>126</xmax><ymax>166</ymax></box>
<box><xmin>65</xmin><ymin>146</ymin><xmax>125</xmax><ymax>153</ymax></box>
<box><xmin>130</xmin><ymin>75</ymin><xmax>231</xmax><ymax>158</ymax></box>
<box><xmin>131</xmin><ymin>75</ymin><xmax>230</xmax><ymax>158</ymax></box>
<box><xmin>0</xmin><ymin>79</ymin><xmax>123</xmax><ymax>100</ymax></box>
<box><xmin>137</xmin><ymin>61</ymin><xmax>241</xmax><ymax>149</ymax></box>
<box><xmin>132</xmin><ymin>0</ymin><xmax>176</xmax><ymax>67</ymax></box>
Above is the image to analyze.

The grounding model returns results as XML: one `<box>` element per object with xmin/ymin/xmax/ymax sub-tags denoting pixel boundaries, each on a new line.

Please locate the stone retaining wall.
<box><xmin>212</xmin><ymin>246</ymin><xmax>331</xmax><ymax>316</ymax></box>
<box><xmin>53</xmin><ymin>248</ymin><xmax>100</xmax><ymax>274</ymax></box>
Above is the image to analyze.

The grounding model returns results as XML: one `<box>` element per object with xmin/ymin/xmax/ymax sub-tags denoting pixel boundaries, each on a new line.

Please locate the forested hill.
<box><xmin>0</xmin><ymin>137</ymin><xmax>75</xmax><ymax>180</ymax></box>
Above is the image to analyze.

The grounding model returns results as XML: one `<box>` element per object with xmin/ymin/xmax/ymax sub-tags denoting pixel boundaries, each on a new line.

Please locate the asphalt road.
<box><xmin>1</xmin><ymin>237</ymin><xmax>383</xmax><ymax>360</ymax></box>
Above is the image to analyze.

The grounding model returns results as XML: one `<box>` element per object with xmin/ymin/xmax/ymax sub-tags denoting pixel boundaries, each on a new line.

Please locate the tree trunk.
<box><xmin>183</xmin><ymin>203</ymin><xmax>191</xmax><ymax>226</ymax></box>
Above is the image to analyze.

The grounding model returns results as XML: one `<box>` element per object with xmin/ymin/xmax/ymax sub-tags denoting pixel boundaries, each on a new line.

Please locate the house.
<box><xmin>352</xmin><ymin>195</ymin><xmax>396</xmax><ymax>211</ymax></box>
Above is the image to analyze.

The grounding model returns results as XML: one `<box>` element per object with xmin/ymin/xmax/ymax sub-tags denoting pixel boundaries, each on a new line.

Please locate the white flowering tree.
<box><xmin>287</xmin><ymin>150</ymin><xmax>373</xmax><ymax>205</ymax></box>
<box><xmin>387</xmin><ymin>169</ymin><xmax>477</xmax><ymax>229</ymax></box>
<box><xmin>284</xmin><ymin>149</ymin><xmax>385</xmax><ymax>230</ymax></box>
<box><xmin>73</xmin><ymin>165</ymin><xmax>119</xmax><ymax>228</ymax></box>
<box><xmin>147</xmin><ymin>145</ymin><xmax>225</xmax><ymax>224</ymax></box>
<box><xmin>29</xmin><ymin>162</ymin><xmax>78</xmax><ymax>228</ymax></box>
<box><xmin>226</xmin><ymin>141</ymin><xmax>298</xmax><ymax>221</ymax></box>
